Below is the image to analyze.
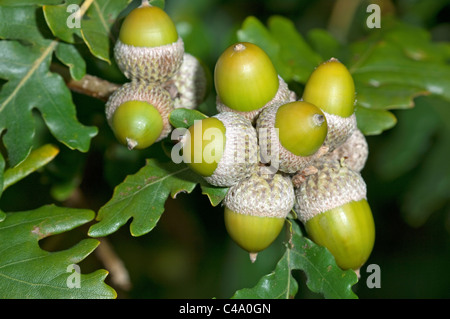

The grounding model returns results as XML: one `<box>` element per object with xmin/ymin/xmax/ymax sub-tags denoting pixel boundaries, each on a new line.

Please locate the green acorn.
<box><xmin>214</xmin><ymin>42</ymin><xmax>293</xmax><ymax>122</ymax></box>
<box><xmin>105</xmin><ymin>81</ymin><xmax>173</xmax><ymax>149</ymax></box>
<box><xmin>294</xmin><ymin>161</ymin><xmax>375</xmax><ymax>270</ymax></box>
<box><xmin>302</xmin><ymin>58</ymin><xmax>357</xmax><ymax>151</ymax></box>
<box><xmin>182</xmin><ymin>112</ymin><xmax>258</xmax><ymax>187</ymax></box>
<box><xmin>114</xmin><ymin>1</ymin><xmax>184</xmax><ymax>83</ymax></box>
<box><xmin>256</xmin><ymin>101</ymin><xmax>329</xmax><ymax>173</ymax></box>
<box><xmin>223</xmin><ymin>166</ymin><xmax>295</xmax><ymax>262</ymax></box>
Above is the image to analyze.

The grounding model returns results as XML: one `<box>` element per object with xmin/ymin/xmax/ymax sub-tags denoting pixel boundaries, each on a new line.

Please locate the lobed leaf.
<box><xmin>0</xmin><ymin>5</ymin><xmax>97</xmax><ymax>167</ymax></box>
<box><xmin>232</xmin><ymin>221</ymin><xmax>358</xmax><ymax>299</ymax></box>
<box><xmin>0</xmin><ymin>205</ymin><xmax>116</xmax><ymax>299</ymax></box>
<box><xmin>89</xmin><ymin>159</ymin><xmax>228</xmax><ymax>237</ymax></box>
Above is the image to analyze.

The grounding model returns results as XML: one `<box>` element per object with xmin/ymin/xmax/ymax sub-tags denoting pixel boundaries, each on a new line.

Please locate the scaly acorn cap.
<box><xmin>223</xmin><ymin>166</ymin><xmax>295</xmax><ymax>262</ymax></box>
<box><xmin>224</xmin><ymin>166</ymin><xmax>295</xmax><ymax>219</ymax></box>
<box><xmin>321</xmin><ymin>110</ymin><xmax>357</xmax><ymax>151</ymax></box>
<box><xmin>105</xmin><ymin>81</ymin><xmax>174</xmax><ymax>147</ymax></box>
<box><xmin>216</xmin><ymin>75</ymin><xmax>294</xmax><ymax>123</ymax></box>
<box><xmin>294</xmin><ymin>161</ymin><xmax>367</xmax><ymax>224</ymax></box>
<box><xmin>114</xmin><ymin>37</ymin><xmax>184</xmax><ymax>83</ymax></box>
<box><xmin>201</xmin><ymin>112</ymin><xmax>259</xmax><ymax>187</ymax></box>
<box><xmin>256</xmin><ymin>102</ymin><xmax>329</xmax><ymax>174</ymax></box>
<box><xmin>163</xmin><ymin>53</ymin><xmax>209</xmax><ymax>109</ymax></box>
<box><xmin>316</xmin><ymin>129</ymin><xmax>368</xmax><ymax>172</ymax></box>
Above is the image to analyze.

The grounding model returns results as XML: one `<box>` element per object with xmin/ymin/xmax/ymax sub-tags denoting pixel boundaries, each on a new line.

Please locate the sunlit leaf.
<box><xmin>3</xmin><ymin>144</ymin><xmax>59</xmax><ymax>191</ymax></box>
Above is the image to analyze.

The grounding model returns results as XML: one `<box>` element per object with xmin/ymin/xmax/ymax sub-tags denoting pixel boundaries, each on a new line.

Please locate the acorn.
<box><xmin>294</xmin><ymin>161</ymin><xmax>375</xmax><ymax>270</ymax></box>
<box><xmin>181</xmin><ymin>112</ymin><xmax>258</xmax><ymax>187</ymax></box>
<box><xmin>317</xmin><ymin>129</ymin><xmax>368</xmax><ymax>172</ymax></box>
<box><xmin>302</xmin><ymin>58</ymin><xmax>357</xmax><ymax>151</ymax></box>
<box><xmin>163</xmin><ymin>53</ymin><xmax>210</xmax><ymax>110</ymax></box>
<box><xmin>223</xmin><ymin>166</ymin><xmax>295</xmax><ymax>262</ymax></box>
<box><xmin>256</xmin><ymin>100</ymin><xmax>329</xmax><ymax>174</ymax></box>
<box><xmin>214</xmin><ymin>42</ymin><xmax>293</xmax><ymax>122</ymax></box>
<box><xmin>105</xmin><ymin>81</ymin><xmax>173</xmax><ymax>150</ymax></box>
<box><xmin>114</xmin><ymin>1</ymin><xmax>184</xmax><ymax>83</ymax></box>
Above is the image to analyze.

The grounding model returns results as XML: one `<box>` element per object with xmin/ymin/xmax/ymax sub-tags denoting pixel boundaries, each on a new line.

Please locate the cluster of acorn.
<box><xmin>106</xmin><ymin>2</ymin><xmax>375</xmax><ymax>272</ymax></box>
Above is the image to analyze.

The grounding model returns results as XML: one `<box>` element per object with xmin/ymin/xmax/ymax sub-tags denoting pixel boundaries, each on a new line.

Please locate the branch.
<box><xmin>51</xmin><ymin>63</ymin><xmax>120</xmax><ymax>102</ymax></box>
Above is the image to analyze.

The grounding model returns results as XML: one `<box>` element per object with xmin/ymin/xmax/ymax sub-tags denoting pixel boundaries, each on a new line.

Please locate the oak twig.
<box><xmin>51</xmin><ymin>63</ymin><xmax>120</xmax><ymax>102</ymax></box>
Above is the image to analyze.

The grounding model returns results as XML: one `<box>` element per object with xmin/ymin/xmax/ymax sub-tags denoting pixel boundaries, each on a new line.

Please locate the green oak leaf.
<box><xmin>0</xmin><ymin>0</ymin><xmax>63</xmax><ymax>5</ymax></box>
<box><xmin>0</xmin><ymin>5</ymin><xmax>97</xmax><ymax>167</ymax></box>
<box><xmin>0</xmin><ymin>205</ymin><xmax>116</xmax><ymax>299</ymax></box>
<box><xmin>374</xmin><ymin>95</ymin><xmax>450</xmax><ymax>227</ymax></box>
<box><xmin>55</xmin><ymin>41</ymin><xmax>86</xmax><ymax>81</ymax></box>
<box><xmin>0</xmin><ymin>154</ymin><xmax>5</xmax><ymax>222</ymax></box>
<box><xmin>232</xmin><ymin>220</ymin><xmax>358</xmax><ymax>299</ymax></box>
<box><xmin>43</xmin><ymin>0</ymin><xmax>83</xmax><ymax>44</ymax></box>
<box><xmin>89</xmin><ymin>159</ymin><xmax>228</xmax><ymax>237</ymax></box>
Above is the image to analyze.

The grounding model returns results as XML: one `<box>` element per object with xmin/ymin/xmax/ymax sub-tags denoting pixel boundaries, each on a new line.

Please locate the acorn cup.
<box><xmin>181</xmin><ymin>112</ymin><xmax>258</xmax><ymax>187</ymax></box>
<box><xmin>105</xmin><ymin>81</ymin><xmax>174</xmax><ymax>150</ymax></box>
<box><xmin>302</xmin><ymin>58</ymin><xmax>357</xmax><ymax>151</ymax></box>
<box><xmin>256</xmin><ymin>100</ymin><xmax>329</xmax><ymax>174</ymax></box>
<box><xmin>294</xmin><ymin>161</ymin><xmax>375</xmax><ymax>271</ymax></box>
<box><xmin>316</xmin><ymin>129</ymin><xmax>368</xmax><ymax>172</ymax></box>
<box><xmin>114</xmin><ymin>1</ymin><xmax>184</xmax><ymax>83</ymax></box>
<box><xmin>223</xmin><ymin>166</ymin><xmax>295</xmax><ymax>262</ymax></box>
<box><xmin>163</xmin><ymin>53</ymin><xmax>210</xmax><ymax>110</ymax></box>
<box><xmin>214</xmin><ymin>42</ymin><xmax>293</xmax><ymax>123</ymax></box>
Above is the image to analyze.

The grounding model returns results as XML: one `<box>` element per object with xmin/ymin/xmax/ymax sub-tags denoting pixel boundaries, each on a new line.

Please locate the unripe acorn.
<box><xmin>223</xmin><ymin>166</ymin><xmax>295</xmax><ymax>262</ymax></box>
<box><xmin>181</xmin><ymin>112</ymin><xmax>258</xmax><ymax>187</ymax></box>
<box><xmin>302</xmin><ymin>58</ymin><xmax>357</xmax><ymax>151</ymax></box>
<box><xmin>106</xmin><ymin>81</ymin><xmax>173</xmax><ymax>149</ymax></box>
<box><xmin>256</xmin><ymin>101</ymin><xmax>329</xmax><ymax>174</ymax></box>
<box><xmin>163</xmin><ymin>53</ymin><xmax>210</xmax><ymax>110</ymax></box>
<box><xmin>214</xmin><ymin>42</ymin><xmax>293</xmax><ymax>122</ymax></box>
<box><xmin>294</xmin><ymin>161</ymin><xmax>375</xmax><ymax>270</ymax></box>
<box><xmin>114</xmin><ymin>1</ymin><xmax>184</xmax><ymax>83</ymax></box>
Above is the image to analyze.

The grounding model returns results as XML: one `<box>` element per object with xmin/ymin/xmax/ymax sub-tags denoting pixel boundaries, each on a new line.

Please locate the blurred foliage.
<box><xmin>0</xmin><ymin>0</ymin><xmax>449</xmax><ymax>299</ymax></box>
